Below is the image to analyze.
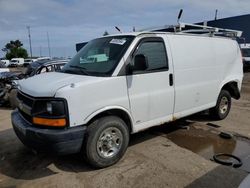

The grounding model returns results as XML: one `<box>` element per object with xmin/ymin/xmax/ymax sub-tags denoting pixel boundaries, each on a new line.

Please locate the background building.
<box><xmin>196</xmin><ymin>14</ymin><xmax>250</xmax><ymax>43</ymax></box>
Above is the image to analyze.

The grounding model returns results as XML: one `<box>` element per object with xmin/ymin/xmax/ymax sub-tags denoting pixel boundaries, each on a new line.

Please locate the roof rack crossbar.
<box><xmin>178</xmin><ymin>22</ymin><xmax>242</xmax><ymax>37</ymax></box>
<box><xmin>144</xmin><ymin>22</ymin><xmax>243</xmax><ymax>39</ymax></box>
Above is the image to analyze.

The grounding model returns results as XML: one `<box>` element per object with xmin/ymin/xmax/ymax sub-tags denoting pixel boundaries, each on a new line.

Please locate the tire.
<box><xmin>83</xmin><ymin>116</ymin><xmax>129</xmax><ymax>168</ymax></box>
<box><xmin>210</xmin><ymin>90</ymin><xmax>231</xmax><ymax>120</ymax></box>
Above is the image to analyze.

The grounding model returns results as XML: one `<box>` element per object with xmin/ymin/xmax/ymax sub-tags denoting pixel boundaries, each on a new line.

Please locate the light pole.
<box><xmin>26</xmin><ymin>26</ymin><xmax>33</xmax><ymax>58</ymax></box>
<box><xmin>47</xmin><ymin>31</ymin><xmax>51</xmax><ymax>58</ymax></box>
<box><xmin>39</xmin><ymin>46</ymin><xmax>42</xmax><ymax>57</ymax></box>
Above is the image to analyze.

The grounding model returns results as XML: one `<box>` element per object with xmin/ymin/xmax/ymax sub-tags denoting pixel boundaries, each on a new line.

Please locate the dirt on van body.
<box><xmin>0</xmin><ymin>72</ymin><xmax>250</xmax><ymax>188</ymax></box>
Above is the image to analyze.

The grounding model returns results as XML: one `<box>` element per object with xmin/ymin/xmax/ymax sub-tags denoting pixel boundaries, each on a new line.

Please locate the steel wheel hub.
<box><xmin>97</xmin><ymin>127</ymin><xmax>123</xmax><ymax>158</ymax></box>
<box><xmin>219</xmin><ymin>96</ymin><xmax>229</xmax><ymax>114</ymax></box>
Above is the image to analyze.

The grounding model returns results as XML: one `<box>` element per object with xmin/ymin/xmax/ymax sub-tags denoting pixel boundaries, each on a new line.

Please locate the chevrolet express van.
<box><xmin>12</xmin><ymin>31</ymin><xmax>243</xmax><ymax>168</ymax></box>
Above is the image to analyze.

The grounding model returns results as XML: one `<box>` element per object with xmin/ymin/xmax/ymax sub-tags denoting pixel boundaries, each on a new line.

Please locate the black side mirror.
<box><xmin>131</xmin><ymin>54</ymin><xmax>148</xmax><ymax>72</ymax></box>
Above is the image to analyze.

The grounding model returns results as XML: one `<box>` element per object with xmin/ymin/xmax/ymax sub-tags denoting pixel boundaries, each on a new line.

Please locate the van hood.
<box><xmin>18</xmin><ymin>72</ymin><xmax>101</xmax><ymax>97</ymax></box>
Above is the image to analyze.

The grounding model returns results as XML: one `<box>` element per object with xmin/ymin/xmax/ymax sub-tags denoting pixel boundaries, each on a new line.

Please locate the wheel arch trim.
<box><xmin>84</xmin><ymin>106</ymin><xmax>134</xmax><ymax>133</ymax></box>
<box><xmin>219</xmin><ymin>80</ymin><xmax>241</xmax><ymax>100</ymax></box>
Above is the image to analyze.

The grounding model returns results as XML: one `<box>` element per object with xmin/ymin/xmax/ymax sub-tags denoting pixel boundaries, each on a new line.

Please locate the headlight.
<box><xmin>46</xmin><ymin>102</ymin><xmax>53</xmax><ymax>114</ymax></box>
<box><xmin>32</xmin><ymin>99</ymin><xmax>68</xmax><ymax>127</ymax></box>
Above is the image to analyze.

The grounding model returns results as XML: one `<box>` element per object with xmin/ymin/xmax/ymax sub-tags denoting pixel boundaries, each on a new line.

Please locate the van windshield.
<box><xmin>242</xmin><ymin>48</ymin><xmax>250</xmax><ymax>57</ymax></box>
<box><xmin>62</xmin><ymin>36</ymin><xmax>134</xmax><ymax>76</ymax></box>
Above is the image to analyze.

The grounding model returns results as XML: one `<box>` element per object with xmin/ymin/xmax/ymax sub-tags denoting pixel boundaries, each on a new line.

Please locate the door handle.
<box><xmin>169</xmin><ymin>73</ymin><xmax>174</xmax><ymax>86</ymax></box>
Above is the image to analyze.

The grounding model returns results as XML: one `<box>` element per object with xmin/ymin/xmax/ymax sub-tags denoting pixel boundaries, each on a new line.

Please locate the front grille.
<box><xmin>17</xmin><ymin>92</ymin><xmax>34</xmax><ymax>107</ymax></box>
<box><xmin>19</xmin><ymin>109</ymin><xmax>32</xmax><ymax>123</ymax></box>
<box><xmin>17</xmin><ymin>91</ymin><xmax>34</xmax><ymax>123</ymax></box>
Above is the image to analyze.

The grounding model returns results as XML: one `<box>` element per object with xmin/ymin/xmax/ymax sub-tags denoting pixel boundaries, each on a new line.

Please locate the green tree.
<box><xmin>2</xmin><ymin>40</ymin><xmax>28</xmax><ymax>60</ymax></box>
<box><xmin>103</xmin><ymin>31</ymin><xmax>109</xmax><ymax>36</ymax></box>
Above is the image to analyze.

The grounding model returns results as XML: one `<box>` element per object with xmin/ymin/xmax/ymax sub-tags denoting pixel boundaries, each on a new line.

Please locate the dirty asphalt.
<box><xmin>0</xmin><ymin>72</ymin><xmax>250</xmax><ymax>188</ymax></box>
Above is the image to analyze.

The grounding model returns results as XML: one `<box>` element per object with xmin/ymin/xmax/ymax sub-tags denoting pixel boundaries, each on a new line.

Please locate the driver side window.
<box><xmin>134</xmin><ymin>40</ymin><xmax>168</xmax><ymax>72</ymax></box>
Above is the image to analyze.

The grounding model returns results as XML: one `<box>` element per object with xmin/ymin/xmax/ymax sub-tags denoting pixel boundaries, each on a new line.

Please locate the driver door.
<box><xmin>126</xmin><ymin>37</ymin><xmax>174</xmax><ymax>127</ymax></box>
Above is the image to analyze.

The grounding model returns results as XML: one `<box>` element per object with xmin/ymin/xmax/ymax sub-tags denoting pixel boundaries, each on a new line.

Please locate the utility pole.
<box><xmin>26</xmin><ymin>26</ymin><xmax>33</xmax><ymax>58</ymax></box>
<box><xmin>47</xmin><ymin>31</ymin><xmax>51</xmax><ymax>58</ymax></box>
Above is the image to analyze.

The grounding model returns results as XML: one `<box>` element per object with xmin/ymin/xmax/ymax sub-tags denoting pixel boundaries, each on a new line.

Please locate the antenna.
<box><xmin>177</xmin><ymin>9</ymin><xmax>183</xmax><ymax>32</ymax></box>
<box><xmin>115</xmin><ymin>26</ymin><xmax>122</xmax><ymax>33</ymax></box>
<box><xmin>215</xmin><ymin>9</ymin><xmax>218</xmax><ymax>20</ymax></box>
<box><xmin>177</xmin><ymin>9</ymin><xmax>183</xmax><ymax>24</ymax></box>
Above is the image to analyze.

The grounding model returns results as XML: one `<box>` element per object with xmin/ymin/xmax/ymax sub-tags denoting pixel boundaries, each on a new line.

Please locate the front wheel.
<box><xmin>83</xmin><ymin>116</ymin><xmax>129</xmax><ymax>168</ymax></box>
<box><xmin>210</xmin><ymin>90</ymin><xmax>231</xmax><ymax>120</ymax></box>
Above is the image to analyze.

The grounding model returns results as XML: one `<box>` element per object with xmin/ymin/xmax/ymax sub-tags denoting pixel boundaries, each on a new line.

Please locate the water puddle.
<box><xmin>163</xmin><ymin>124</ymin><xmax>250</xmax><ymax>172</ymax></box>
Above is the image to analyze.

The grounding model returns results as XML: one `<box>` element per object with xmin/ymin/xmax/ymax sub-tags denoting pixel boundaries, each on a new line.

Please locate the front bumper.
<box><xmin>11</xmin><ymin>110</ymin><xmax>87</xmax><ymax>155</ymax></box>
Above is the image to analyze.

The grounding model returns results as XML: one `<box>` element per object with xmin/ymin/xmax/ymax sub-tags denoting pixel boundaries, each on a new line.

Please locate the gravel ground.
<box><xmin>0</xmin><ymin>72</ymin><xmax>249</xmax><ymax>188</ymax></box>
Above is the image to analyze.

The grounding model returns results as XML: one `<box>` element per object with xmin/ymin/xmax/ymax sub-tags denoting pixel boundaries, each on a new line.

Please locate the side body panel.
<box><xmin>214</xmin><ymin>39</ymin><xmax>243</xmax><ymax>92</ymax></box>
<box><xmin>166</xmin><ymin>34</ymin><xmax>243</xmax><ymax>119</ymax></box>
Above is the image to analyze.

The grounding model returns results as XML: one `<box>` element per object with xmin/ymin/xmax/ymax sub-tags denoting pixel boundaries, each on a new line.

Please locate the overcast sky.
<box><xmin>0</xmin><ymin>0</ymin><xmax>249</xmax><ymax>58</ymax></box>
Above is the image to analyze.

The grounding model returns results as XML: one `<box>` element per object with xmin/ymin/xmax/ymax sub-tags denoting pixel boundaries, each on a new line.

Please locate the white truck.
<box><xmin>9</xmin><ymin>58</ymin><xmax>24</xmax><ymax>67</ymax></box>
<box><xmin>12</xmin><ymin>27</ymin><xmax>243</xmax><ymax>168</ymax></box>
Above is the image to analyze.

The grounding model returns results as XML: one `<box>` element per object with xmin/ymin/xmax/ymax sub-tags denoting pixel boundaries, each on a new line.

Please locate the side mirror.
<box><xmin>131</xmin><ymin>54</ymin><xmax>148</xmax><ymax>72</ymax></box>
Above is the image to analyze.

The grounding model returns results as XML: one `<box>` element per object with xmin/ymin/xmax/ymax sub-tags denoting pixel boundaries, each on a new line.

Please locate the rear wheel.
<box><xmin>210</xmin><ymin>90</ymin><xmax>231</xmax><ymax>120</ymax></box>
<box><xmin>83</xmin><ymin>116</ymin><xmax>129</xmax><ymax>168</ymax></box>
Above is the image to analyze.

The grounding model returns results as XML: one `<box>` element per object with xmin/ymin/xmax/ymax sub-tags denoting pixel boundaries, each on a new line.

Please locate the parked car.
<box><xmin>0</xmin><ymin>59</ymin><xmax>68</xmax><ymax>107</ymax></box>
<box><xmin>8</xmin><ymin>58</ymin><xmax>24</xmax><ymax>67</ymax></box>
<box><xmin>12</xmin><ymin>30</ymin><xmax>243</xmax><ymax>168</ymax></box>
<box><xmin>0</xmin><ymin>71</ymin><xmax>24</xmax><ymax>107</ymax></box>
<box><xmin>0</xmin><ymin>62</ymin><xmax>9</xmax><ymax>73</ymax></box>
<box><xmin>36</xmin><ymin>57</ymin><xmax>51</xmax><ymax>61</ymax></box>
<box><xmin>240</xmin><ymin>43</ymin><xmax>250</xmax><ymax>70</ymax></box>
<box><xmin>25</xmin><ymin>59</ymin><xmax>68</xmax><ymax>76</ymax></box>
<box><xmin>0</xmin><ymin>60</ymin><xmax>10</xmax><ymax>67</ymax></box>
<box><xmin>23</xmin><ymin>58</ymin><xmax>37</xmax><ymax>67</ymax></box>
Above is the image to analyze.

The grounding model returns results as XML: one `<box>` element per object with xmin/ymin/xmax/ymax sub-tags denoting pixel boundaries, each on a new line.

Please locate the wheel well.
<box><xmin>87</xmin><ymin>109</ymin><xmax>132</xmax><ymax>133</ymax></box>
<box><xmin>221</xmin><ymin>82</ymin><xmax>240</xmax><ymax>100</ymax></box>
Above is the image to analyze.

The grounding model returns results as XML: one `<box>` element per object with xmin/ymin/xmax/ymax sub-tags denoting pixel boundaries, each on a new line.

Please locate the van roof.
<box><xmin>100</xmin><ymin>31</ymin><xmax>235</xmax><ymax>40</ymax></box>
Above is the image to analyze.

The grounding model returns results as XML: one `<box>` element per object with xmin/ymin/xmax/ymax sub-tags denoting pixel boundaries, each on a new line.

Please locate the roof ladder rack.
<box><xmin>175</xmin><ymin>22</ymin><xmax>243</xmax><ymax>38</ymax></box>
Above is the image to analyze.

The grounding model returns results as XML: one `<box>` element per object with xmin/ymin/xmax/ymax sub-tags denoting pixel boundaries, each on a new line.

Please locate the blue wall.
<box><xmin>197</xmin><ymin>14</ymin><xmax>250</xmax><ymax>43</ymax></box>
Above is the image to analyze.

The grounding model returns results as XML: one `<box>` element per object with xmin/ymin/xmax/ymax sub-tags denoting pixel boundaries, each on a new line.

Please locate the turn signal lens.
<box><xmin>33</xmin><ymin>117</ymin><xmax>66</xmax><ymax>127</ymax></box>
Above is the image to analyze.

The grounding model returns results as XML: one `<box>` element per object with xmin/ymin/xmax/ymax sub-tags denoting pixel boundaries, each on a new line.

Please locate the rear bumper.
<box><xmin>11</xmin><ymin>110</ymin><xmax>87</xmax><ymax>155</ymax></box>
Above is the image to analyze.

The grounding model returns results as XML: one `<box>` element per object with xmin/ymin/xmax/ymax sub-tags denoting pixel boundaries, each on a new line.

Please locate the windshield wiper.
<box><xmin>69</xmin><ymin>65</ymin><xmax>89</xmax><ymax>75</ymax></box>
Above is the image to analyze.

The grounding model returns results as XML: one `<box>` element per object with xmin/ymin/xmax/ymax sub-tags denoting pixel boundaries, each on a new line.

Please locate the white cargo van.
<box><xmin>9</xmin><ymin>58</ymin><xmax>24</xmax><ymax>67</ymax></box>
<box><xmin>12</xmin><ymin>28</ymin><xmax>243</xmax><ymax>168</ymax></box>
